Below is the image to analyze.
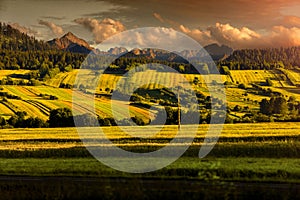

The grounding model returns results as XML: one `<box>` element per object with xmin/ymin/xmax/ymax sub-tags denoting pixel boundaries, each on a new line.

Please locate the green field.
<box><xmin>0</xmin><ymin>123</ymin><xmax>299</xmax><ymax>183</ymax></box>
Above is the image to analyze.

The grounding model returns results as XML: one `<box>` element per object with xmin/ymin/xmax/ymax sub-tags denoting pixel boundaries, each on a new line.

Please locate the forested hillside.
<box><xmin>0</xmin><ymin>23</ymin><xmax>86</xmax><ymax>79</ymax></box>
<box><xmin>220</xmin><ymin>47</ymin><xmax>300</xmax><ymax>70</ymax></box>
<box><xmin>0</xmin><ymin>23</ymin><xmax>49</xmax><ymax>51</ymax></box>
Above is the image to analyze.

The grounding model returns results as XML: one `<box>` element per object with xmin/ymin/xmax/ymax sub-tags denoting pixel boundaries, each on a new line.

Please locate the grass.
<box><xmin>0</xmin><ymin>157</ymin><xmax>299</xmax><ymax>183</ymax></box>
<box><xmin>0</xmin><ymin>123</ymin><xmax>299</xmax><ymax>182</ymax></box>
<box><xmin>0</xmin><ymin>123</ymin><xmax>299</xmax><ymax>199</ymax></box>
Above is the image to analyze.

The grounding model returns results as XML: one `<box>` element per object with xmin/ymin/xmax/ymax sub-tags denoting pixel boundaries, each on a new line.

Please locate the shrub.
<box><xmin>238</xmin><ymin>83</ymin><xmax>246</xmax><ymax>89</ymax></box>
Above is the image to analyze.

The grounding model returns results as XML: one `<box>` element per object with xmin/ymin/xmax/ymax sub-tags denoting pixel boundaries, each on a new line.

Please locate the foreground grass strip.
<box><xmin>0</xmin><ymin>157</ymin><xmax>299</xmax><ymax>183</ymax></box>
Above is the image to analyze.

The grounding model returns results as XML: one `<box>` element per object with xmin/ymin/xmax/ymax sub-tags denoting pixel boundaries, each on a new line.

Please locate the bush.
<box><xmin>131</xmin><ymin>116</ymin><xmax>150</xmax><ymax>126</ymax></box>
<box><xmin>224</xmin><ymin>81</ymin><xmax>232</xmax><ymax>85</ymax></box>
<box><xmin>238</xmin><ymin>83</ymin><xmax>246</xmax><ymax>89</ymax></box>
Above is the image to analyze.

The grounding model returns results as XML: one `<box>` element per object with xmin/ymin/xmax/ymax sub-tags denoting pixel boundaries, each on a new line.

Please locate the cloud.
<box><xmin>74</xmin><ymin>18</ymin><xmax>125</xmax><ymax>43</ymax></box>
<box><xmin>96</xmin><ymin>27</ymin><xmax>204</xmax><ymax>52</ymax></box>
<box><xmin>169</xmin><ymin>21</ymin><xmax>261</xmax><ymax>49</ymax></box>
<box><xmin>154</xmin><ymin>12</ymin><xmax>300</xmax><ymax>49</ymax></box>
<box><xmin>41</xmin><ymin>16</ymin><xmax>66</xmax><ymax>20</ymax></box>
<box><xmin>179</xmin><ymin>25</ymin><xmax>216</xmax><ymax>46</ymax></box>
<box><xmin>153</xmin><ymin>12</ymin><xmax>180</xmax><ymax>28</ymax></box>
<box><xmin>267</xmin><ymin>26</ymin><xmax>300</xmax><ymax>47</ymax></box>
<box><xmin>38</xmin><ymin>20</ymin><xmax>64</xmax><ymax>36</ymax></box>
<box><xmin>205</xmin><ymin>23</ymin><xmax>300</xmax><ymax>48</ymax></box>
<box><xmin>153</xmin><ymin>12</ymin><xmax>261</xmax><ymax>48</ymax></box>
<box><xmin>281</xmin><ymin>16</ymin><xmax>300</xmax><ymax>27</ymax></box>
<box><xmin>207</xmin><ymin>23</ymin><xmax>261</xmax><ymax>48</ymax></box>
<box><xmin>9</xmin><ymin>23</ymin><xmax>38</xmax><ymax>36</ymax></box>
<box><xmin>153</xmin><ymin>13</ymin><xmax>165</xmax><ymax>23</ymax></box>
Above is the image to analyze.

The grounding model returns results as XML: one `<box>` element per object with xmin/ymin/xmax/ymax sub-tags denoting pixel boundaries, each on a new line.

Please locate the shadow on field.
<box><xmin>0</xmin><ymin>176</ymin><xmax>299</xmax><ymax>200</ymax></box>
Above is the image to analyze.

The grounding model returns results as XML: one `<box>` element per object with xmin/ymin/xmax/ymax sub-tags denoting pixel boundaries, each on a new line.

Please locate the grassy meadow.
<box><xmin>0</xmin><ymin>123</ymin><xmax>298</xmax><ymax>182</ymax></box>
<box><xmin>0</xmin><ymin>68</ymin><xmax>299</xmax><ymax>199</ymax></box>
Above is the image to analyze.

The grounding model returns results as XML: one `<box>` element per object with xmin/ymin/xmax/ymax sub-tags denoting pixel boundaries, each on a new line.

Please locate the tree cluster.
<box><xmin>0</xmin><ymin>111</ymin><xmax>48</xmax><ymax>128</ymax></box>
<box><xmin>220</xmin><ymin>47</ymin><xmax>300</xmax><ymax>70</ymax></box>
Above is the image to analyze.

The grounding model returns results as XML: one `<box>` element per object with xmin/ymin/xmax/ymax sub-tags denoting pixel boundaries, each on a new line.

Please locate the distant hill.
<box><xmin>47</xmin><ymin>32</ymin><xmax>93</xmax><ymax>54</ymax></box>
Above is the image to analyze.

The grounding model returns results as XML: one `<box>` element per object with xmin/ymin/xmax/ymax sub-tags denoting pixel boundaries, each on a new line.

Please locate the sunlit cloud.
<box><xmin>38</xmin><ymin>20</ymin><xmax>64</xmax><ymax>37</ymax></box>
<box><xmin>153</xmin><ymin>13</ymin><xmax>165</xmax><ymax>23</ymax></box>
<box><xmin>207</xmin><ymin>23</ymin><xmax>261</xmax><ymax>48</ymax></box>
<box><xmin>153</xmin><ymin>12</ymin><xmax>300</xmax><ymax>49</ymax></box>
<box><xmin>96</xmin><ymin>27</ymin><xmax>202</xmax><ymax>52</ymax></box>
<box><xmin>179</xmin><ymin>25</ymin><xmax>216</xmax><ymax>46</ymax></box>
<box><xmin>74</xmin><ymin>18</ymin><xmax>126</xmax><ymax>43</ymax></box>
<box><xmin>266</xmin><ymin>26</ymin><xmax>300</xmax><ymax>47</ymax></box>
<box><xmin>281</xmin><ymin>15</ymin><xmax>300</xmax><ymax>27</ymax></box>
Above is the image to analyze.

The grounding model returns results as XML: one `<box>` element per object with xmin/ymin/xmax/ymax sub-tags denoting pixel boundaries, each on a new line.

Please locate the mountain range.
<box><xmin>47</xmin><ymin>32</ymin><xmax>233</xmax><ymax>60</ymax></box>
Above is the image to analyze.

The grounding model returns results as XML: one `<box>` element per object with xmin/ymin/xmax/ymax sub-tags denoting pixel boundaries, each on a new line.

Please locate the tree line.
<box><xmin>220</xmin><ymin>47</ymin><xmax>300</xmax><ymax>70</ymax></box>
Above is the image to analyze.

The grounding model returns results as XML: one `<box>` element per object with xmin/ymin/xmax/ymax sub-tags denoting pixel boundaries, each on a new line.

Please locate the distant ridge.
<box><xmin>101</xmin><ymin>44</ymin><xmax>233</xmax><ymax>61</ymax></box>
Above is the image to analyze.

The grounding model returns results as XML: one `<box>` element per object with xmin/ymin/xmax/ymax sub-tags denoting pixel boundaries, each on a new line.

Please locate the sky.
<box><xmin>1</xmin><ymin>0</ymin><xmax>300</xmax><ymax>49</ymax></box>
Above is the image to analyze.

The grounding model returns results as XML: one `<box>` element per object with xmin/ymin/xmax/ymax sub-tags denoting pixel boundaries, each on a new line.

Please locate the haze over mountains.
<box><xmin>46</xmin><ymin>31</ymin><xmax>233</xmax><ymax>60</ymax></box>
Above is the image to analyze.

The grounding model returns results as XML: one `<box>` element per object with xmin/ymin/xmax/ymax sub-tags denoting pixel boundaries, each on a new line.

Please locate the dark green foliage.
<box><xmin>49</xmin><ymin>108</ymin><xmax>74</xmax><ymax>127</ymax></box>
<box><xmin>221</xmin><ymin>47</ymin><xmax>300</xmax><ymax>70</ymax></box>
<box><xmin>0</xmin><ymin>116</ymin><xmax>7</xmax><ymax>127</ymax></box>
<box><xmin>131</xmin><ymin>116</ymin><xmax>150</xmax><ymax>126</ymax></box>
<box><xmin>0</xmin><ymin>23</ymin><xmax>50</xmax><ymax>51</ymax></box>
<box><xmin>6</xmin><ymin>111</ymin><xmax>47</xmax><ymax>128</ymax></box>
<box><xmin>233</xmin><ymin>105</ymin><xmax>242</xmax><ymax>112</ymax></box>
<box><xmin>238</xmin><ymin>83</ymin><xmax>246</xmax><ymax>89</ymax></box>
<box><xmin>98</xmin><ymin>117</ymin><xmax>117</xmax><ymax>126</ymax></box>
<box><xmin>25</xmin><ymin>117</ymin><xmax>48</xmax><ymax>128</ymax></box>
<box><xmin>260</xmin><ymin>96</ymin><xmax>289</xmax><ymax>115</ymax></box>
